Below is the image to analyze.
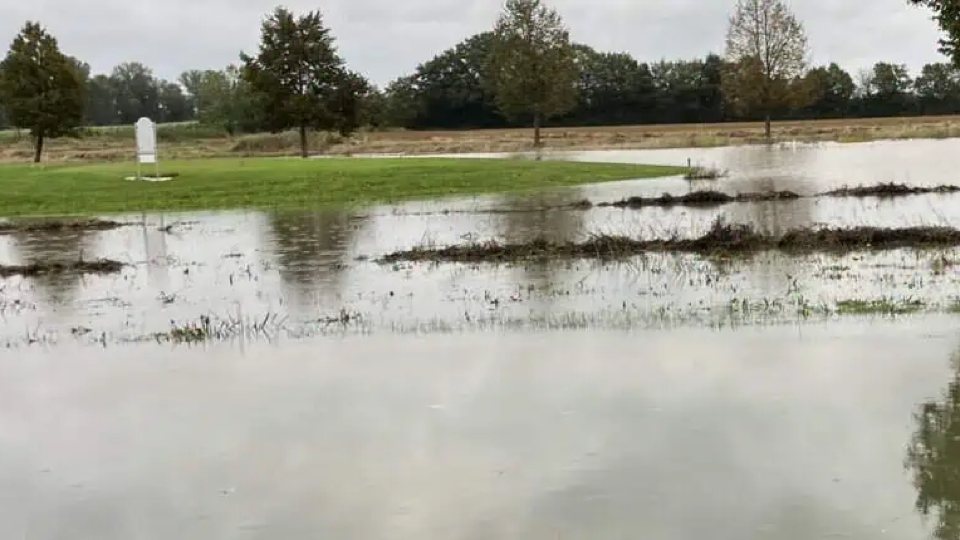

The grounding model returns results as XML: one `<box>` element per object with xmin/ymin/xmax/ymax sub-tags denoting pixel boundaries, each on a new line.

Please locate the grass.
<box><xmin>0</xmin><ymin>157</ymin><xmax>686</xmax><ymax>217</ymax></box>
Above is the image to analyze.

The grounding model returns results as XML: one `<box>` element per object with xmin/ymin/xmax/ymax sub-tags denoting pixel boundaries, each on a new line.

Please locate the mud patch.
<box><xmin>0</xmin><ymin>258</ymin><xmax>125</xmax><ymax>277</ymax></box>
<box><xmin>0</xmin><ymin>218</ymin><xmax>126</xmax><ymax>234</ymax></box>
<box><xmin>378</xmin><ymin>220</ymin><xmax>960</xmax><ymax>263</ymax></box>
<box><xmin>821</xmin><ymin>183</ymin><xmax>960</xmax><ymax>198</ymax></box>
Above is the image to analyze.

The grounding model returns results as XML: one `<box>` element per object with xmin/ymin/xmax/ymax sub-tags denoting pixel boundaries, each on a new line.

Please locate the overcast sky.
<box><xmin>0</xmin><ymin>0</ymin><xmax>949</xmax><ymax>87</ymax></box>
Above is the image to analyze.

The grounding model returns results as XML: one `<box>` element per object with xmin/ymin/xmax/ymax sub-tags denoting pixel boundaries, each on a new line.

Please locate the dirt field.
<box><xmin>3</xmin><ymin>115</ymin><xmax>960</xmax><ymax>162</ymax></box>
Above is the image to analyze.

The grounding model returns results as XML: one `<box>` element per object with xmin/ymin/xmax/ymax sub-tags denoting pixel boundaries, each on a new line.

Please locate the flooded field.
<box><xmin>6</xmin><ymin>138</ymin><xmax>960</xmax><ymax>537</ymax></box>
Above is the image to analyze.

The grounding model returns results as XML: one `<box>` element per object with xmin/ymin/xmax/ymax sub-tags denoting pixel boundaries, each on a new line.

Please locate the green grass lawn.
<box><xmin>0</xmin><ymin>156</ymin><xmax>687</xmax><ymax>217</ymax></box>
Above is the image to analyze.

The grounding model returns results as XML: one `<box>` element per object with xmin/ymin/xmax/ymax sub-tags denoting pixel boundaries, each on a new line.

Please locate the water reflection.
<box><xmin>264</xmin><ymin>209</ymin><xmax>369</xmax><ymax>312</ymax></box>
<box><xmin>906</xmin><ymin>344</ymin><xmax>960</xmax><ymax>540</ymax></box>
<box><xmin>5</xmin><ymin>221</ymin><xmax>99</xmax><ymax>310</ymax></box>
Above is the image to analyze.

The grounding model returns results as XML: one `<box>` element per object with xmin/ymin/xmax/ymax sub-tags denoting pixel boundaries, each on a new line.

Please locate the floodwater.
<box><xmin>4</xmin><ymin>138</ymin><xmax>960</xmax><ymax>537</ymax></box>
<box><xmin>1</xmin><ymin>320</ymin><xmax>959</xmax><ymax>539</ymax></box>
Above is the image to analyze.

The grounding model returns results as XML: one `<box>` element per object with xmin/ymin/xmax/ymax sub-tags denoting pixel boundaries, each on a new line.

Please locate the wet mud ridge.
<box><xmin>821</xmin><ymin>183</ymin><xmax>960</xmax><ymax>198</ymax></box>
<box><xmin>378</xmin><ymin>221</ymin><xmax>960</xmax><ymax>263</ymax></box>
<box><xmin>598</xmin><ymin>190</ymin><xmax>801</xmax><ymax>209</ymax></box>
<box><xmin>0</xmin><ymin>218</ymin><xmax>126</xmax><ymax>235</ymax></box>
<box><xmin>0</xmin><ymin>259</ymin><xmax>125</xmax><ymax>277</ymax></box>
<box><xmin>597</xmin><ymin>184</ymin><xmax>960</xmax><ymax>210</ymax></box>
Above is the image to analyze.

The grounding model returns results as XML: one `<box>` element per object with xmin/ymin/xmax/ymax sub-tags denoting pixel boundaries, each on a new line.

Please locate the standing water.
<box><xmin>3</xmin><ymin>139</ymin><xmax>960</xmax><ymax>538</ymax></box>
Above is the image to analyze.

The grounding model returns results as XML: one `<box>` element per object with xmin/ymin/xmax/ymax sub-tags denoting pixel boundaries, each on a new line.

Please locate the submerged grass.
<box><xmin>378</xmin><ymin>220</ymin><xmax>960</xmax><ymax>263</ymax></box>
<box><xmin>822</xmin><ymin>183</ymin><xmax>960</xmax><ymax>198</ymax></box>
<box><xmin>0</xmin><ymin>218</ymin><xmax>126</xmax><ymax>234</ymax></box>
<box><xmin>0</xmin><ymin>258</ymin><xmax>124</xmax><ymax>277</ymax></box>
<box><xmin>835</xmin><ymin>297</ymin><xmax>926</xmax><ymax>315</ymax></box>
<box><xmin>599</xmin><ymin>190</ymin><xmax>800</xmax><ymax>208</ymax></box>
<box><xmin>0</xmin><ymin>157</ymin><xmax>686</xmax><ymax>217</ymax></box>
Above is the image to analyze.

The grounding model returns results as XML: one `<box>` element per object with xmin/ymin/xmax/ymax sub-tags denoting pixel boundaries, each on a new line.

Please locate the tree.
<box><xmin>85</xmin><ymin>74</ymin><xmax>117</xmax><ymax>125</ymax></box>
<box><xmin>486</xmin><ymin>0</ymin><xmax>579</xmax><ymax>147</ymax></box>
<box><xmin>915</xmin><ymin>62</ymin><xmax>960</xmax><ymax>114</ymax></box>
<box><xmin>721</xmin><ymin>0</ymin><xmax>810</xmax><ymax>140</ymax></box>
<box><xmin>908</xmin><ymin>0</ymin><xmax>960</xmax><ymax>67</ymax></box>
<box><xmin>240</xmin><ymin>6</ymin><xmax>361</xmax><ymax>157</ymax></box>
<box><xmin>801</xmin><ymin>63</ymin><xmax>855</xmax><ymax>117</ymax></box>
<box><xmin>0</xmin><ymin>22</ymin><xmax>85</xmax><ymax>162</ymax></box>
<box><xmin>110</xmin><ymin>62</ymin><xmax>160</xmax><ymax>124</ymax></box>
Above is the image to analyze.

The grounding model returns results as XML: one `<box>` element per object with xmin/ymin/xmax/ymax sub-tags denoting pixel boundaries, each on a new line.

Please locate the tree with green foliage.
<box><xmin>240</xmin><ymin>6</ymin><xmax>361</xmax><ymax>157</ymax></box>
<box><xmin>0</xmin><ymin>21</ymin><xmax>85</xmax><ymax>162</ymax></box>
<box><xmin>486</xmin><ymin>0</ymin><xmax>579</xmax><ymax>147</ymax></box>
<box><xmin>915</xmin><ymin>62</ymin><xmax>960</xmax><ymax>114</ymax></box>
<box><xmin>908</xmin><ymin>0</ymin><xmax>960</xmax><ymax>66</ymax></box>
<box><xmin>801</xmin><ymin>63</ymin><xmax>855</xmax><ymax>118</ymax></box>
<box><xmin>721</xmin><ymin>0</ymin><xmax>810</xmax><ymax>140</ymax></box>
<box><xmin>181</xmin><ymin>66</ymin><xmax>263</xmax><ymax>135</ymax></box>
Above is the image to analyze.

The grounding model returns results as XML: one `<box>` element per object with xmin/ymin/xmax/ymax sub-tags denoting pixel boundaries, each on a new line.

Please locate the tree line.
<box><xmin>3</xmin><ymin>0</ymin><xmax>960</xmax><ymax>160</ymax></box>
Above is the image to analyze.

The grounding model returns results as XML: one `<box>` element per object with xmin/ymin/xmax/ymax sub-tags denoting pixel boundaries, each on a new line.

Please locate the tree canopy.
<box><xmin>487</xmin><ymin>0</ymin><xmax>579</xmax><ymax>146</ymax></box>
<box><xmin>240</xmin><ymin>6</ymin><xmax>366</xmax><ymax>157</ymax></box>
<box><xmin>0</xmin><ymin>21</ymin><xmax>85</xmax><ymax>162</ymax></box>
<box><xmin>722</xmin><ymin>0</ymin><xmax>810</xmax><ymax>140</ymax></box>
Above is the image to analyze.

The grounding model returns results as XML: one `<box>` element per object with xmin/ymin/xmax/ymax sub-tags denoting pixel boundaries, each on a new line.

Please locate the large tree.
<box><xmin>909</xmin><ymin>0</ymin><xmax>960</xmax><ymax>66</ymax></box>
<box><xmin>721</xmin><ymin>0</ymin><xmax>810</xmax><ymax>140</ymax></box>
<box><xmin>0</xmin><ymin>22</ymin><xmax>85</xmax><ymax>162</ymax></box>
<box><xmin>240</xmin><ymin>6</ymin><xmax>360</xmax><ymax>157</ymax></box>
<box><xmin>486</xmin><ymin>0</ymin><xmax>579</xmax><ymax>147</ymax></box>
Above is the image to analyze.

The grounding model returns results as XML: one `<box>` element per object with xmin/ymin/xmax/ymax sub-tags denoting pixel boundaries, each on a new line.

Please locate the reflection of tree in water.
<box><xmin>494</xmin><ymin>188</ymin><xmax>587</xmax><ymax>291</ymax></box>
<box><xmin>266</xmin><ymin>209</ymin><xmax>368</xmax><ymax>310</ymax></box>
<box><xmin>7</xmin><ymin>226</ymin><xmax>96</xmax><ymax>307</ymax></box>
<box><xmin>906</xmin><ymin>346</ymin><xmax>960</xmax><ymax>540</ymax></box>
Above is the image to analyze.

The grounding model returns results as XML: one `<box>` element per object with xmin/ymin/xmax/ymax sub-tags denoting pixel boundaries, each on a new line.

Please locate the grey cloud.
<box><xmin>0</xmin><ymin>0</ymin><xmax>948</xmax><ymax>87</ymax></box>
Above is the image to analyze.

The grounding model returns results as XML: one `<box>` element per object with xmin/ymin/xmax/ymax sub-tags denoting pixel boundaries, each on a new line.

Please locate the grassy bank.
<box><xmin>4</xmin><ymin>115</ymin><xmax>960</xmax><ymax>162</ymax></box>
<box><xmin>0</xmin><ymin>156</ymin><xmax>685</xmax><ymax>217</ymax></box>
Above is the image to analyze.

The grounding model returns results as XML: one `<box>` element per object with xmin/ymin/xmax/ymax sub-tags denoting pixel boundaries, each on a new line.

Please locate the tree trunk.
<box><xmin>533</xmin><ymin>112</ymin><xmax>542</xmax><ymax>148</ymax></box>
<box><xmin>33</xmin><ymin>133</ymin><xmax>44</xmax><ymax>163</ymax></box>
<box><xmin>299</xmin><ymin>125</ymin><xmax>308</xmax><ymax>158</ymax></box>
<box><xmin>764</xmin><ymin>113</ymin><xmax>772</xmax><ymax>143</ymax></box>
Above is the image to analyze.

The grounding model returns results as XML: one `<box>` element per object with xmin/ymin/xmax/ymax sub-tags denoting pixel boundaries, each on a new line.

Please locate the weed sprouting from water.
<box><xmin>156</xmin><ymin>312</ymin><xmax>286</xmax><ymax>344</ymax></box>
<box><xmin>834</xmin><ymin>297</ymin><xmax>926</xmax><ymax>315</ymax></box>
<box><xmin>684</xmin><ymin>165</ymin><xmax>728</xmax><ymax>180</ymax></box>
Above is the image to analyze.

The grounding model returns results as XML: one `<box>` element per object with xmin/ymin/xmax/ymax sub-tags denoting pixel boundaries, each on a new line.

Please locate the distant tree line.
<box><xmin>3</xmin><ymin>0</ymin><xmax>960</xmax><ymax>160</ymax></box>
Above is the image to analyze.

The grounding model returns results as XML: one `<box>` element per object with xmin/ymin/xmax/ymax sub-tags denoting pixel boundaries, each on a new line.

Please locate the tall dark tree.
<box><xmin>110</xmin><ymin>62</ymin><xmax>160</xmax><ymax>123</ymax></box>
<box><xmin>487</xmin><ymin>0</ymin><xmax>579</xmax><ymax>146</ymax></box>
<box><xmin>915</xmin><ymin>62</ymin><xmax>960</xmax><ymax>114</ymax></box>
<box><xmin>240</xmin><ymin>6</ymin><xmax>360</xmax><ymax>157</ymax></box>
<box><xmin>84</xmin><ymin>74</ymin><xmax>117</xmax><ymax>125</ymax></box>
<box><xmin>801</xmin><ymin>63</ymin><xmax>855</xmax><ymax>118</ymax></box>
<box><xmin>0</xmin><ymin>21</ymin><xmax>85</xmax><ymax>162</ymax></box>
<box><xmin>156</xmin><ymin>80</ymin><xmax>191</xmax><ymax>123</ymax></box>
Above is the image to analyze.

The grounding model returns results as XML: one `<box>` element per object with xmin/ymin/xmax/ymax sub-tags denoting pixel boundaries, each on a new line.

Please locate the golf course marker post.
<box><xmin>135</xmin><ymin>117</ymin><xmax>159</xmax><ymax>181</ymax></box>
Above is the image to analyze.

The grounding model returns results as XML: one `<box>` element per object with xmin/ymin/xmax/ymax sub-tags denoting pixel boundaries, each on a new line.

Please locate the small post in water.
<box><xmin>134</xmin><ymin>117</ymin><xmax>158</xmax><ymax>181</ymax></box>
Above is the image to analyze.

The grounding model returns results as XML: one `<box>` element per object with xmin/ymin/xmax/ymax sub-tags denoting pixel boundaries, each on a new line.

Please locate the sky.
<box><xmin>0</xmin><ymin>0</ymin><xmax>949</xmax><ymax>87</ymax></box>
